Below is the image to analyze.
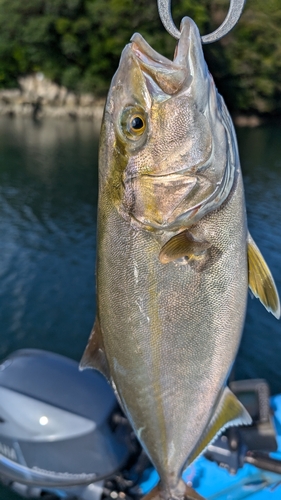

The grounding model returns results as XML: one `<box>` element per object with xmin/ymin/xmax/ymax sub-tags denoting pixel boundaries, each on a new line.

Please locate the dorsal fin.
<box><xmin>186</xmin><ymin>387</ymin><xmax>251</xmax><ymax>466</ymax></box>
<box><xmin>159</xmin><ymin>231</ymin><xmax>210</xmax><ymax>264</ymax></box>
<box><xmin>248</xmin><ymin>232</ymin><xmax>280</xmax><ymax>319</ymax></box>
<box><xmin>79</xmin><ymin>317</ymin><xmax>111</xmax><ymax>381</ymax></box>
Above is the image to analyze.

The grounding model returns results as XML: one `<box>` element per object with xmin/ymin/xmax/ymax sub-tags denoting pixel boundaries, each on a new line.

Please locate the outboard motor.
<box><xmin>2</xmin><ymin>350</ymin><xmax>280</xmax><ymax>500</ymax></box>
<box><xmin>0</xmin><ymin>349</ymin><xmax>134</xmax><ymax>499</ymax></box>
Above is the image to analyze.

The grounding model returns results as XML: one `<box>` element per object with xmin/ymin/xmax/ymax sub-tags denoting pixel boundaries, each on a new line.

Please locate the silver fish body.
<box><xmin>81</xmin><ymin>16</ymin><xmax>280</xmax><ymax>500</ymax></box>
<box><xmin>98</xmin><ymin>171</ymin><xmax>247</xmax><ymax>484</ymax></box>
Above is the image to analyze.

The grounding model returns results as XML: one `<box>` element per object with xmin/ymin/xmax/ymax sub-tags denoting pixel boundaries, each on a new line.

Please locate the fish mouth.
<box><xmin>130</xmin><ymin>17</ymin><xmax>203</xmax><ymax>96</ymax></box>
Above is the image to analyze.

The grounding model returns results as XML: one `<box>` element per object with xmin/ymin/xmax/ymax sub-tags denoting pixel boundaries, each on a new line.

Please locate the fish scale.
<box><xmin>96</xmin><ymin>170</ymin><xmax>248</xmax><ymax>485</ymax></box>
<box><xmin>81</xmin><ymin>16</ymin><xmax>280</xmax><ymax>500</ymax></box>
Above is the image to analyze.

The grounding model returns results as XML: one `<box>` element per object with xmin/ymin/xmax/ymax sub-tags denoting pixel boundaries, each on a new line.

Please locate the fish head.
<box><xmin>101</xmin><ymin>17</ymin><xmax>236</xmax><ymax>232</ymax></box>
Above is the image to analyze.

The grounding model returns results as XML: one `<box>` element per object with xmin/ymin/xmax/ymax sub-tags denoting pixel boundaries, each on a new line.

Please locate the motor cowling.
<box><xmin>0</xmin><ymin>349</ymin><xmax>131</xmax><ymax>495</ymax></box>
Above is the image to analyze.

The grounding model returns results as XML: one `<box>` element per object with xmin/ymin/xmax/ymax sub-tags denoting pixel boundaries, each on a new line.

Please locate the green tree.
<box><xmin>0</xmin><ymin>0</ymin><xmax>209</xmax><ymax>94</ymax></box>
<box><xmin>203</xmin><ymin>0</ymin><xmax>281</xmax><ymax>114</ymax></box>
<box><xmin>0</xmin><ymin>0</ymin><xmax>280</xmax><ymax>115</ymax></box>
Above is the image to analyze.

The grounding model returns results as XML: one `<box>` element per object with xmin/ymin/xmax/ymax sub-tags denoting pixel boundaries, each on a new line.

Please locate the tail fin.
<box><xmin>142</xmin><ymin>482</ymin><xmax>205</xmax><ymax>500</ymax></box>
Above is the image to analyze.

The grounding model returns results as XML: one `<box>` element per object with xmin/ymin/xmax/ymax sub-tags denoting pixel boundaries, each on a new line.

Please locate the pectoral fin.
<box><xmin>187</xmin><ymin>387</ymin><xmax>251</xmax><ymax>466</ymax></box>
<box><xmin>79</xmin><ymin>317</ymin><xmax>111</xmax><ymax>381</ymax></box>
<box><xmin>159</xmin><ymin>231</ymin><xmax>210</xmax><ymax>264</ymax></box>
<box><xmin>248</xmin><ymin>233</ymin><xmax>280</xmax><ymax>319</ymax></box>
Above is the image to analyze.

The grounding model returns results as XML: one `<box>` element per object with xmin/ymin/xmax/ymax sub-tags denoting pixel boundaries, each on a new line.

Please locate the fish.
<box><xmin>80</xmin><ymin>16</ymin><xmax>280</xmax><ymax>500</ymax></box>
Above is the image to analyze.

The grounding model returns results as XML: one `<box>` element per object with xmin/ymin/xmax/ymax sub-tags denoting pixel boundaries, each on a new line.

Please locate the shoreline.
<box><xmin>0</xmin><ymin>74</ymin><xmax>106</xmax><ymax>122</ymax></box>
<box><xmin>0</xmin><ymin>99</ymin><xmax>105</xmax><ymax>122</ymax></box>
<box><xmin>0</xmin><ymin>74</ymin><xmax>279</xmax><ymax>128</ymax></box>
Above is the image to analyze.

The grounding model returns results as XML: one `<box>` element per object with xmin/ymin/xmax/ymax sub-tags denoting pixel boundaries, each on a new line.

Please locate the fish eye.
<box><xmin>130</xmin><ymin>115</ymin><xmax>145</xmax><ymax>132</ymax></box>
<box><xmin>120</xmin><ymin>106</ymin><xmax>147</xmax><ymax>141</ymax></box>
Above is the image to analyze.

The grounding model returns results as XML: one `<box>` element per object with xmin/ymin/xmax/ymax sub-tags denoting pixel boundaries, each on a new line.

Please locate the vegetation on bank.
<box><xmin>0</xmin><ymin>0</ymin><xmax>280</xmax><ymax>115</ymax></box>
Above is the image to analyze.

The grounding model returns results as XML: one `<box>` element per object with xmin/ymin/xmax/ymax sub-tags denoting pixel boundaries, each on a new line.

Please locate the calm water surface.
<box><xmin>0</xmin><ymin>117</ymin><xmax>280</xmax><ymax>498</ymax></box>
<box><xmin>235</xmin><ymin>126</ymin><xmax>281</xmax><ymax>389</ymax></box>
<box><xmin>0</xmin><ymin>117</ymin><xmax>99</xmax><ymax>363</ymax></box>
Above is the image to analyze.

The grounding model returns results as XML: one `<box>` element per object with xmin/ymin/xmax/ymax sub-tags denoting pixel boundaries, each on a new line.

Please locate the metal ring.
<box><xmin>157</xmin><ymin>0</ymin><xmax>246</xmax><ymax>44</ymax></box>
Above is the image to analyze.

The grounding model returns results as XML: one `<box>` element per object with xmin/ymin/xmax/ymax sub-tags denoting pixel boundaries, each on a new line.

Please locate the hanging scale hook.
<box><xmin>157</xmin><ymin>0</ymin><xmax>246</xmax><ymax>43</ymax></box>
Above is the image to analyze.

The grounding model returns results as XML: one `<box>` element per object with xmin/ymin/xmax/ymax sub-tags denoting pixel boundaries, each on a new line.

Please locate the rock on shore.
<box><xmin>0</xmin><ymin>73</ymin><xmax>105</xmax><ymax>121</ymax></box>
